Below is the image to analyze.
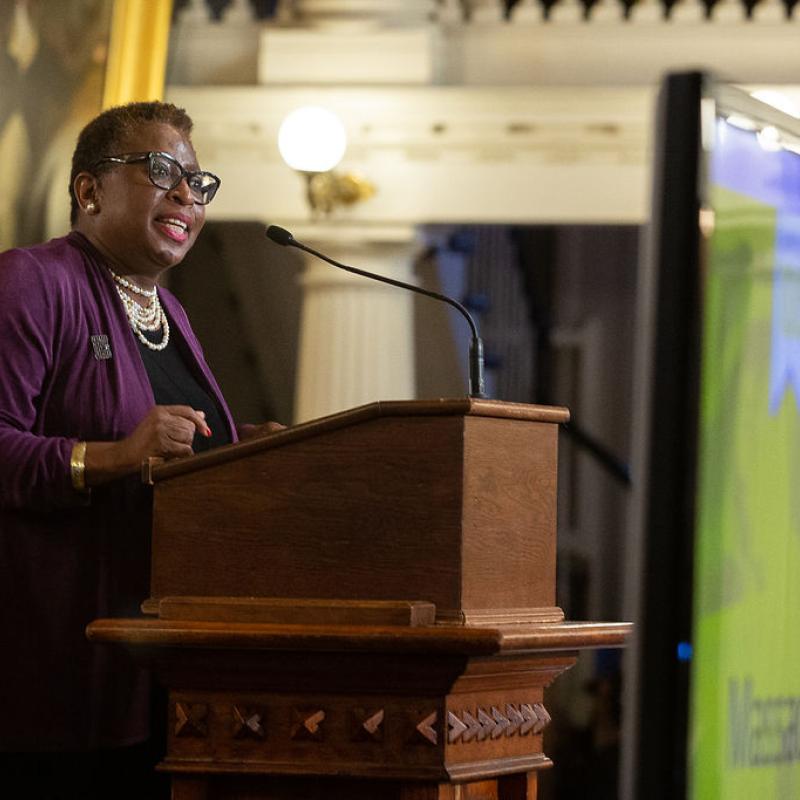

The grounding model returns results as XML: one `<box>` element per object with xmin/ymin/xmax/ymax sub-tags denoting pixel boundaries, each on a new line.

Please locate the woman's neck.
<box><xmin>72</xmin><ymin>224</ymin><xmax>162</xmax><ymax>292</ymax></box>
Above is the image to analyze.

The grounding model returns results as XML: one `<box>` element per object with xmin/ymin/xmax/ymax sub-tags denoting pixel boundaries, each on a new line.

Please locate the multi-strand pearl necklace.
<box><xmin>107</xmin><ymin>267</ymin><xmax>170</xmax><ymax>351</ymax></box>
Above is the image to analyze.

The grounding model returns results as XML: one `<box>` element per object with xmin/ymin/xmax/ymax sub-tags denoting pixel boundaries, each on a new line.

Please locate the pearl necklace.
<box><xmin>107</xmin><ymin>268</ymin><xmax>170</xmax><ymax>351</ymax></box>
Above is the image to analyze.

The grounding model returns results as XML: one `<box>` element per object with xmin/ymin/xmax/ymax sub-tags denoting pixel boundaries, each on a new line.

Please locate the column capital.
<box><xmin>292</xmin><ymin>227</ymin><xmax>421</xmax><ymax>290</ymax></box>
<box><xmin>288</xmin><ymin>222</ymin><xmax>418</xmax><ymax>249</ymax></box>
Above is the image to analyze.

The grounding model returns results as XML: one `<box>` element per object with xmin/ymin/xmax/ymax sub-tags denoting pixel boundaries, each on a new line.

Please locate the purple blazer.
<box><xmin>0</xmin><ymin>232</ymin><xmax>236</xmax><ymax>750</ymax></box>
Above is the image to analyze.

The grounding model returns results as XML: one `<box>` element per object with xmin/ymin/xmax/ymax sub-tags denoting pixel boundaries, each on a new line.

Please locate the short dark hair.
<box><xmin>69</xmin><ymin>101</ymin><xmax>194</xmax><ymax>225</ymax></box>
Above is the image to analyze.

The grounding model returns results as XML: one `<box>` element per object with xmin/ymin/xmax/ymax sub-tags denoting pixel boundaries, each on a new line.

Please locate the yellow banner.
<box><xmin>103</xmin><ymin>0</ymin><xmax>173</xmax><ymax>107</ymax></box>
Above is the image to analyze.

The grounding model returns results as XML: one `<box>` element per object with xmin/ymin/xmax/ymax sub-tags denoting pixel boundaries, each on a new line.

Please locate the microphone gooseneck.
<box><xmin>266</xmin><ymin>225</ymin><xmax>486</xmax><ymax>398</ymax></box>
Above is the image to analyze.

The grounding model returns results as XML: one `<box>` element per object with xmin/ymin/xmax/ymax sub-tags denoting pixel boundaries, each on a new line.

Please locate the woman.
<box><xmin>0</xmin><ymin>101</ymin><xmax>266</xmax><ymax>797</ymax></box>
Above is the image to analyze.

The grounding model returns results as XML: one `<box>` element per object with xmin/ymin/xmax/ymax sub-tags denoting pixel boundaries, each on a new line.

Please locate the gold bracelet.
<box><xmin>70</xmin><ymin>441</ymin><xmax>89</xmax><ymax>493</ymax></box>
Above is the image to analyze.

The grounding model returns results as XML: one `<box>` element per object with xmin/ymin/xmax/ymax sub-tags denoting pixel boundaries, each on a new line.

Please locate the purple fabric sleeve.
<box><xmin>0</xmin><ymin>248</ymin><xmax>80</xmax><ymax>508</ymax></box>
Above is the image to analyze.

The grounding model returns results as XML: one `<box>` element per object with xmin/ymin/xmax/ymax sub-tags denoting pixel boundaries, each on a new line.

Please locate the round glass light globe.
<box><xmin>278</xmin><ymin>106</ymin><xmax>347</xmax><ymax>173</ymax></box>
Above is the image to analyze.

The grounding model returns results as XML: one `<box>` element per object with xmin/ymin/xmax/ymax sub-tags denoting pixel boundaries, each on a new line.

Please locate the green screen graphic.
<box><xmin>689</xmin><ymin>120</ymin><xmax>800</xmax><ymax>798</ymax></box>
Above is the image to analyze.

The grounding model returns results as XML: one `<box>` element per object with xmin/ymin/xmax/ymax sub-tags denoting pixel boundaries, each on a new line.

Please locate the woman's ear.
<box><xmin>73</xmin><ymin>172</ymin><xmax>100</xmax><ymax>215</ymax></box>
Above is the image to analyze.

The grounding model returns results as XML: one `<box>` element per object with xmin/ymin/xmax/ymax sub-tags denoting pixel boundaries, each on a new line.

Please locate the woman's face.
<box><xmin>90</xmin><ymin>122</ymin><xmax>207</xmax><ymax>280</ymax></box>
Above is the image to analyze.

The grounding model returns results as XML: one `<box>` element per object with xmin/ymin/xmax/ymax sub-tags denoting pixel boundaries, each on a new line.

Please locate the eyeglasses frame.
<box><xmin>93</xmin><ymin>151</ymin><xmax>221</xmax><ymax>204</ymax></box>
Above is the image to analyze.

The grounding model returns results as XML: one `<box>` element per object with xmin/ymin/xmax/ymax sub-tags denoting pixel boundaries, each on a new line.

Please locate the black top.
<box><xmin>137</xmin><ymin>323</ymin><xmax>231</xmax><ymax>452</ymax></box>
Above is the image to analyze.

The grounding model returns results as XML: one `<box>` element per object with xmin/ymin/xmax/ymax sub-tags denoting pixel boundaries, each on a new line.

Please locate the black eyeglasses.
<box><xmin>94</xmin><ymin>151</ymin><xmax>221</xmax><ymax>204</ymax></box>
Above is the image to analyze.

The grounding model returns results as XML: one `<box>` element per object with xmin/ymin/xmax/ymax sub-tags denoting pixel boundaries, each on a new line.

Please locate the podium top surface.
<box><xmin>87</xmin><ymin>617</ymin><xmax>629</xmax><ymax>657</ymax></box>
<box><xmin>146</xmin><ymin>398</ymin><xmax>570</xmax><ymax>484</ymax></box>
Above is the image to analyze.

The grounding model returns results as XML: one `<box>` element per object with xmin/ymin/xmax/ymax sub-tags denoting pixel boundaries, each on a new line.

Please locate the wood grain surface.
<box><xmin>105</xmin><ymin>399</ymin><xmax>622</xmax><ymax>800</ymax></box>
<box><xmin>86</xmin><ymin>617</ymin><xmax>625</xmax><ymax>798</ymax></box>
<box><xmin>148</xmin><ymin>402</ymin><xmax>565</xmax><ymax>625</ymax></box>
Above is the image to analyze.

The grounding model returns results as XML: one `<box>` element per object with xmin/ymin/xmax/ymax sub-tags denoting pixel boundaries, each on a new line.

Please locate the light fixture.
<box><xmin>277</xmin><ymin>105</ymin><xmax>375</xmax><ymax>217</ymax></box>
<box><xmin>725</xmin><ymin>113</ymin><xmax>757</xmax><ymax>132</ymax></box>
<box><xmin>749</xmin><ymin>89</ymin><xmax>800</xmax><ymax>120</ymax></box>
<box><xmin>278</xmin><ymin>106</ymin><xmax>347</xmax><ymax>172</ymax></box>
<box><xmin>756</xmin><ymin>124</ymin><xmax>782</xmax><ymax>152</ymax></box>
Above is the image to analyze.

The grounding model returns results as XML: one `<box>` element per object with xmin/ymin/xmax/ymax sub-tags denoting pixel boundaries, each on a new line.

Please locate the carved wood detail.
<box><xmin>447</xmin><ymin>711</ymin><xmax>468</xmax><ymax>744</ymax></box>
<box><xmin>505</xmin><ymin>704</ymin><xmax>524</xmax><ymax>736</ymax></box>
<box><xmin>291</xmin><ymin>708</ymin><xmax>326</xmax><ymax>741</ymax></box>
<box><xmin>169</xmin><ymin>693</ymin><xmax>551</xmax><ymax>756</ymax></box>
<box><xmin>232</xmin><ymin>705</ymin><xmax>266</xmax><ymax>739</ymax></box>
<box><xmin>460</xmin><ymin>711</ymin><xmax>482</xmax><ymax>743</ymax></box>
<box><xmin>530</xmin><ymin>704</ymin><xmax>551</xmax><ymax>735</ymax></box>
<box><xmin>411</xmin><ymin>711</ymin><xmax>438</xmax><ymax>746</ymax></box>
<box><xmin>447</xmin><ymin>703</ymin><xmax>550</xmax><ymax>744</ymax></box>
<box><xmin>490</xmin><ymin>707</ymin><xmax>510</xmax><ymax>739</ymax></box>
<box><xmin>351</xmin><ymin>708</ymin><xmax>385</xmax><ymax>742</ymax></box>
<box><xmin>175</xmin><ymin>702</ymin><xmax>209</xmax><ymax>738</ymax></box>
<box><xmin>476</xmin><ymin>709</ymin><xmax>494</xmax><ymax>742</ymax></box>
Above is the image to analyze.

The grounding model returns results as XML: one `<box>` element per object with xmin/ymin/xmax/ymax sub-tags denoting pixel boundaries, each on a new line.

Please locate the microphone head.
<box><xmin>266</xmin><ymin>225</ymin><xmax>295</xmax><ymax>247</ymax></box>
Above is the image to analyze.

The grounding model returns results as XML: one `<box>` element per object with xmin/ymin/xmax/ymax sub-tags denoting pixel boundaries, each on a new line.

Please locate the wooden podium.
<box><xmin>87</xmin><ymin>399</ymin><xmax>631</xmax><ymax>800</ymax></box>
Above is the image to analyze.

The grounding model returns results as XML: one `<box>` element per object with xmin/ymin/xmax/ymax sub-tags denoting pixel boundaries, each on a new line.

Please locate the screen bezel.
<box><xmin>622</xmin><ymin>71</ymin><xmax>800</xmax><ymax>800</ymax></box>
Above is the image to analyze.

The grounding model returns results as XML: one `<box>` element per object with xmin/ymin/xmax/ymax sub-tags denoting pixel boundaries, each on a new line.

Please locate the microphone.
<box><xmin>266</xmin><ymin>225</ymin><xmax>486</xmax><ymax>398</ymax></box>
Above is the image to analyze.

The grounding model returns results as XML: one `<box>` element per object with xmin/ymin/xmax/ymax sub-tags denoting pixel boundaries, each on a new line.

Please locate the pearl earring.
<box><xmin>86</xmin><ymin>202</ymin><xmax>96</xmax><ymax>214</ymax></box>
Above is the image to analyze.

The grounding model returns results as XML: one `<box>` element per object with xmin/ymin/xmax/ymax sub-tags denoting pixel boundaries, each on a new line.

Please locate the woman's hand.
<box><xmin>84</xmin><ymin>405</ymin><xmax>211</xmax><ymax>486</ymax></box>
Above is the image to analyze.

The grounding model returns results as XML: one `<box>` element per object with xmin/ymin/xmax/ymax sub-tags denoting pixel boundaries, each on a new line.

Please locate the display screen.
<box><xmin>689</xmin><ymin>110</ymin><xmax>800</xmax><ymax>796</ymax></box>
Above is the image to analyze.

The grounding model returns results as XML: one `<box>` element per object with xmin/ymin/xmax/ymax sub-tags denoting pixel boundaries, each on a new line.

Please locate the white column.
<box><xmin>293</xmin><ymin>225</ymin><xmax>418</xmax><ymax>423</ymax></box>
